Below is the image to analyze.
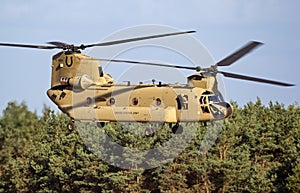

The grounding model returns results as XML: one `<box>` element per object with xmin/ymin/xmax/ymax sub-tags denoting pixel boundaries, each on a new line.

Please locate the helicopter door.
<box><xmin>176</xmin><ymin>94</ymin><xmax>188</xmax><ymax>110</ymax></box>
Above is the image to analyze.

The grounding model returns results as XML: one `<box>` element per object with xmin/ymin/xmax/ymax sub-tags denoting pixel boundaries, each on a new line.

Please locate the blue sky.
<box><xmin>0</xmin><ymin>0</ymin><xmax>299</xmax><ymax>114</ymax></box>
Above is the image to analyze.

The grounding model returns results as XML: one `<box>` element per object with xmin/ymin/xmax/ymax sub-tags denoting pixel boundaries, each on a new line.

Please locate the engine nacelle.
<box><xmin>60</xmin><ymin>74</ymin><xmax>94</xmax><ymax>89</ymax></box>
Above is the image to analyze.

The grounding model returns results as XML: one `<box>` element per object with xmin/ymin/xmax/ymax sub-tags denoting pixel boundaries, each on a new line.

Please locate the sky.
<box><xmin>0</xmin><ymin>0</ymin><xmax>299</xmax><ymax>115</ymax></box>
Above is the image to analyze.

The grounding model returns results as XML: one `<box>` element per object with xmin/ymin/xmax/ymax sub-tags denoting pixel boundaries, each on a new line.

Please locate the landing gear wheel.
<box><xmin>172</xmin><ymin>123</ymin><xmax>183</xmax><ymax>134</ymax></box>
<box><xmin>67</xmin><ymin>120</ymin><xmax>75</xmax><ymax>131</ymax></box>
<box><xmin>97</xmin><ymin>122</ymin><xmax>105</xmax><ymax>128</ymax></box>
<box><xmin>145</xmin><ymin>127</ymin><xmax>156</xmax><ymax>137</ymax></box>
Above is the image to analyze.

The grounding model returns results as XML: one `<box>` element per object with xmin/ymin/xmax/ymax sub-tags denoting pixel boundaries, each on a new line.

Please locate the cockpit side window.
<box><xmin>199</xmin><ymin>96</ymin><xmax>207</xmax><ymax>104</ymax></box>
<box><xmin>199</xmin><ymin>96</ymin><xmax>203</xmax><ymax>104</ymax></box>
<box><xmin>201</xmin><ymin>106</ymin><xmax>210</xmax><ymax>113</ymax></box>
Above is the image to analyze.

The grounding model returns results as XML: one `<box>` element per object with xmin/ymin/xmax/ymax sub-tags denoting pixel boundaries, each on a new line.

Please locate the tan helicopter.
<box><xmin>0</xmin><ymin>31</ymin><xmax>294</xmax><ymax>136</ymax></box>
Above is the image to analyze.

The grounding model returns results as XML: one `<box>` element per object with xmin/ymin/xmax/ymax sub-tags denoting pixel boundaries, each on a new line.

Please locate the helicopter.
<box><xmin>0</xmin><ymin>30</ymin><xmax>294</xmax><ymax>137</ymax></box>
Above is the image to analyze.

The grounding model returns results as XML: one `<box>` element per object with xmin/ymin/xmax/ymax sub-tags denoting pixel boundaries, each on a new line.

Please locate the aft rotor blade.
<box><xmin>0</xmin><ymin>42</ymin><xmax>59</xmax><ymax>49</ymax></box>
<box><xmin>216</xmin><ymin>41</ymin><xmax>263</xmax><ymax>66</ymax></box>
<box><xmin>218</xmin><ymin>71</ymin><xmax>295</xmax><ymax>86</ymax></box>
<box><xmin>95</xmin><ymin>58</ymin><xmax>200</xmax><ymax>71</ymax></box>
<box><xmin>84</xmin><ymin>30</ymin><xmax>196</xmax><ymax>48</ymax></box>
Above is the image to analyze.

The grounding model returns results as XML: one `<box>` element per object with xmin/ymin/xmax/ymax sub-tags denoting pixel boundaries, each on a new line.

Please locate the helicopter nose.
<box><xmin>209</xmin><ymin>102</ymin><xmax>233</xmax><ymax>119</ymax></box>
<box><xmin>224</xmin><ymin>102</ymin><xmax>233</xmax><ymax>118</ymax></box>
<box><xmin>47</xmin><ymin>89</ymin><xmax>57</xmax><ymax>102</ymax></box>
<box><xmin>46</xmin><ymin>89</ymin><xmax>65</xmax><ymax>105</ymax></box>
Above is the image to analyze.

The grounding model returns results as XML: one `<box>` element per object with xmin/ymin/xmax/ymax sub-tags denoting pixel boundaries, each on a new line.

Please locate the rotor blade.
<box><xmin>0</xmin><ymin>42</ymin><xmax>59</xmax><ymax>49</ymax></box>
<box><xmin>93</xmin><ymin>58</ymin><xmax>200</xmax><ymax>71</ymax></box>
<box><xmin>218</xmin><ymin>71</ymin><xmax>295</xmax><ymax>86</ymax></box>
<box><xmin>84</xmin><ymin>30</ymin><xmax>196</xmax><ymax>48</ymax></box>
<box><xmin>216</xmin><ymin>41</ymin><xmax>263</xmax><ymax>66</ymax></box>
<box><xmin>46</xmin><ymin>41</ymin><xmax>71</xmax><ymax>47</ymax></box>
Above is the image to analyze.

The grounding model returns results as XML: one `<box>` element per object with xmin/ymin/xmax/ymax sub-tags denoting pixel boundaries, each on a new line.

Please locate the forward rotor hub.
<box><xmin>201</xmin><ymin>65</ymin><xmax>218</xmax><ymax>74</ymax></box>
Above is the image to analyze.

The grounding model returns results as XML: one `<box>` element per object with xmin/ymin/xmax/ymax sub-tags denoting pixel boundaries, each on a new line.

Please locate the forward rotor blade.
<box><xmin>218</xmin><ymin>71</ymin><xmax>295</xmax><ymax>86</ymax></box>
<box><xmin>0</xmin><ymin>42</ymin><xmax>59</xmax><ymax>49</ymax></box>
<box><xmin>94</xmin><ymin>58</ymin><xmax>199</xmax><ymax>71</ymax></box>
<box><xmin>46</xmin><ymin>41</ymin><xmax>71</xmax><ymax>47</ymax></box>
<box><xmin>216</xmin><ymin>41</ymin><xmax>263</xmax><ymax>66</ymax></box>
<box><xmin>84</xmin><ymin>30</ymin><xmax>196</xmax><ymax>48</ymax></box>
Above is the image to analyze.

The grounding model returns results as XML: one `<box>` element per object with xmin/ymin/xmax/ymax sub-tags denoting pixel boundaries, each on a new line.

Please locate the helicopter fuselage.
<box><xmin>47</xmin><ymin>83</ymin><xmax>232</xmax><ymax>124</ymax></box>
<box><xmin>46</xmin><ymin>51</ymin><xmax>232</xmax><ymax>125</ymax></box>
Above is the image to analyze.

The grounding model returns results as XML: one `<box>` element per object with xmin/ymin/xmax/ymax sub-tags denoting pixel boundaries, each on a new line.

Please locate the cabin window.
<box><xmin>109</xmin><ymin>98</ymin><xmax>115</xmax><ymax>105</ymax></box>
<box><xmin>132</xmin><ymin>98</ymin><xmax>139</xmax><ymax>106</ymax></box>
<box><xmin>183</xmin><ymin>95</ymin><xmax>188</xmax><ymax>109</ymax></box>
<box><xmin>86</xmin><ymin>97</ymin><xmax>93</xmax><ymax>105</ymax></box>
<box><xmin>156</xmin><ymin>98</ymin><xmax>162</xmax><ymax>106</ymax></box>
<box><xmin>98</xmin><ymin>66</ymin><xmax>104</xmax><ymax>77</ymax></box>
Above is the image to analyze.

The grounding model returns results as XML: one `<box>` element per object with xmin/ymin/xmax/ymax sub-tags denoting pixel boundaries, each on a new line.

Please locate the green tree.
<box><xmin>287</xmin><ymin>159</ymin><xmax>300</xmax><ymax>193</ymax></box>
<box><xmin>0</xmin><ymin>102</ymin><xmax>38</xmax><ymax>192</ymax></box>
<box><xmin>0</xmin><ymin>100</ymin><xmax>299</xmax><ymax>192</ymax></box>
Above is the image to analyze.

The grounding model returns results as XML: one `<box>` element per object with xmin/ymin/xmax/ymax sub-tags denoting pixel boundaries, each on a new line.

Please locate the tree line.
<box><xmin>0</xmin><ymin>100</ymin><xmax>299</xmax><ymax>192</ymax></box>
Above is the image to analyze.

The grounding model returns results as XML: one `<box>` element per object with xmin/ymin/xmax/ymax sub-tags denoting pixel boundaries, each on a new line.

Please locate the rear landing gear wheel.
<box><xmin>145</xmin><ymin>127</ymin><xmax>156</xmax><ymax>137</ymax></box>
<box><xmin>67</xmin><ymin>119</ymin><xmax>75</xmax><ymax>131</ymax></box>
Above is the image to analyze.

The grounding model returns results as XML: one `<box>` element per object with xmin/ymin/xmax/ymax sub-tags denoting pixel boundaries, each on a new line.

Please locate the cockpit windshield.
<box><xmin>199</xmin><ymin>90</ymin><xmax>223</xmax><ymax>104</ymax></box>
<box><xmin>208</xmin><ymin>95</ymin><xmax>220</xmax><ymax>103</ymax></box>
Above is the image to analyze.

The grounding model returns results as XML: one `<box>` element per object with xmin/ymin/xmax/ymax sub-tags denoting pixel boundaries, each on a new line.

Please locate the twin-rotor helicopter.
<box><xmin>0</xmin><ymin>30</ymin><xmax>294</xmax><ymax>136</ymax></box>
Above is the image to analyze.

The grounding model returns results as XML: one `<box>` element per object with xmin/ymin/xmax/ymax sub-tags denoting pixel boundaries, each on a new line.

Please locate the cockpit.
<box><xmin>198</xmin><ymin>90</ymin><xmax>232</xmax><ymax>119</ymax></box>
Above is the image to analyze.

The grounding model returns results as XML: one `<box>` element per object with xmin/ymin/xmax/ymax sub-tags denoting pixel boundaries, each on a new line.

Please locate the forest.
<box><xmin>0</xmin><ymin>99</ymin><xmax>299</xmax><ymax>193</ymax></box>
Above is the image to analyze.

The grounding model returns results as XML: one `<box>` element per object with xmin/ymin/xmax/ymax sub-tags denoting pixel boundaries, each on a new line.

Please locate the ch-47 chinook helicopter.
<box><xmin>0</xmin><ymin>30</ymin><xmax>294</xmax><ymax>136</ymax></box>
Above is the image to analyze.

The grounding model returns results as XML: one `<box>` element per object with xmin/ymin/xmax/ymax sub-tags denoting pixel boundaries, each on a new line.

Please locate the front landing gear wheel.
<box><xmin>67</xmin><ymin>120</ymin><xmax>75</xmax><ymax>131</ymax></box>
<box><xmin>145</xmin><ymin>127</ymin><xmax>156</xmax><ymax>137</ymax></box>
<box><xmin>97</xmin><ymin>122</ymin><xmax>106</xmax><ymax>128</ymax></box>
<box><xmin>172</xmin><ymin>123</ymin><xmax>183</xmax><ymax>134</ymax></box>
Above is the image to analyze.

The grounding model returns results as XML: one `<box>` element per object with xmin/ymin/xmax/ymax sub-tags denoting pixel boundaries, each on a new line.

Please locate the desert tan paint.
<box><xmin>47</xmin><ymin>52</ymin><xmax>232</xmax><ymax>123</ymax></box>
